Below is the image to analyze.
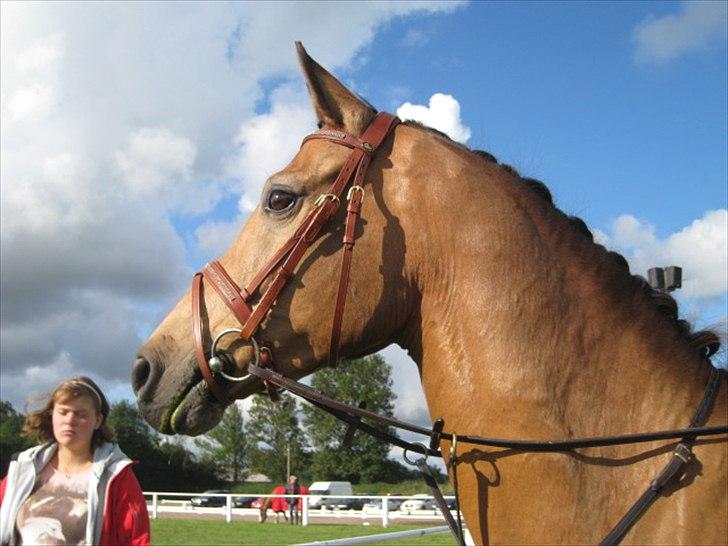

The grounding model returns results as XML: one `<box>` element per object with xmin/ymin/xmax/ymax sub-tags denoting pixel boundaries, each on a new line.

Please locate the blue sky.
<box><xmin>1</xmin><ymin>2</ymin><xmax>726</xmax><ymax>445</ymax></box>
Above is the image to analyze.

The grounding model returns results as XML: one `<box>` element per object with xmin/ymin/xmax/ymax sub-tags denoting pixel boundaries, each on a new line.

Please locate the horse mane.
<box><xmin>404</xmin><ymin>120</ymin><xmax>721</xmax><ymax>360</ymax></box>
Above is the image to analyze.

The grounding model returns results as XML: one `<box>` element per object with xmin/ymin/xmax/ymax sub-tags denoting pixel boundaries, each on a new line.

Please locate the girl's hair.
<box><xmin>23</xmin><ymin>376</ymin><xmax>114</xmax><ymax>448</ymax></box>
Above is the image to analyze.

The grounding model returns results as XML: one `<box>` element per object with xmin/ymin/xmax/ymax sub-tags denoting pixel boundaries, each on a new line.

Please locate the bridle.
<box><xmin>191</xmin><ymin>111</ymin><xmax>400</xmax><ymax>403</ymax></box>
<box><xmin>190</xmin><ymin>111</ymin><xmax>727</xmax><ymax>545</ymax></box>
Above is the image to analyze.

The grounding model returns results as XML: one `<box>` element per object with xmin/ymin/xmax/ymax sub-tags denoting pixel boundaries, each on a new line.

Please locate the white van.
<box><xmin>307</xmin><ymin>481</ymin><xmax>353</xmax><ymax>508</ymax></box>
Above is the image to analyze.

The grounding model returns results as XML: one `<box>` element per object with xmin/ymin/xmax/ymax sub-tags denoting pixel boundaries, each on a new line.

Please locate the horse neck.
<box><xmin>393</xmin><ymin>137</ymin><xmax>717</xmax><ymax>439</ymax></box>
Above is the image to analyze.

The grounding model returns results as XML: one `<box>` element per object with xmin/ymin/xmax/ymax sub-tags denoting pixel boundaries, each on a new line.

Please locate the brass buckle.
<box><xmin>314</xmin><ymin>194</ymin><xmax>340</xmax><ymax>208</ymax></box>
<box><xmin>347</xmin><ymin>185</ymin><xmax>365</xmax><ymax>202</ymax></box>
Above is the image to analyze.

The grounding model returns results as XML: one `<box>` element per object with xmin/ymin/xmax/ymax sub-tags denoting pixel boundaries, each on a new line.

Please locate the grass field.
<box><xmin>151</xmin><ymin>519</ymin><xmax>458</xmax><ymax>546</ymax></box>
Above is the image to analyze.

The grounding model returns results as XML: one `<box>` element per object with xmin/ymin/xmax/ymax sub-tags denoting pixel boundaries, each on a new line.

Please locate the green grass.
<box><xmin>151</xmin><ymin>519</ymin><xmax>457</xmax><ymax>546</ymax></box>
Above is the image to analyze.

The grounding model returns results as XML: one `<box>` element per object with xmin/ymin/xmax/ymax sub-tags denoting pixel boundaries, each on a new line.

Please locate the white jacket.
<box><xmin>0</xmin><ymin>442</ymin><xmax>134</xmax><ymax>546</ymax></box>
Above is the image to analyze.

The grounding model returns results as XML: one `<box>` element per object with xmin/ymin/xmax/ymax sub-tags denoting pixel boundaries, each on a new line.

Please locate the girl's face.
<box><xmin>51</xmin><ymin>393</ymin><xmax>102</xmax><ymax>452</ymax></box>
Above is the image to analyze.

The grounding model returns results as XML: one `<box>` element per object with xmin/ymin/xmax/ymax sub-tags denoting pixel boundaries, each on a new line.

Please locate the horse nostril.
<box><xmin>132</xmin><ymin>355</ymin><xmax>153</xmax><ymax>396</ymax></box>
<box><xmin>132</xmin><ymin>356</ymin><xmax>149</xmax><ymax>394</ymax></box>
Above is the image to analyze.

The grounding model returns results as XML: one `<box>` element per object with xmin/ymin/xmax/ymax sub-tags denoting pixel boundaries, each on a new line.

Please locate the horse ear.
<box><xmin>295</xmin><ymin>42</ymin><xmax>375</xmax><ymax>135</ymax></box>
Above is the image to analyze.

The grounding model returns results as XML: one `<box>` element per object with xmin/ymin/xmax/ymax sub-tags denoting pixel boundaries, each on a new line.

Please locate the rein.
<box><xmin>246</xmin><ymin>363</ymin><xmax>727</xmax><ymax>457</ymax></box>
<box><xmin>246</xmin><ymin>361</ymin><xmax>726</xmax><ymax>546</ymax></box>
<box><xmin>190</xmin><ymin>110</ymin><xmax>728</xmax><ymax>544</ymax></box>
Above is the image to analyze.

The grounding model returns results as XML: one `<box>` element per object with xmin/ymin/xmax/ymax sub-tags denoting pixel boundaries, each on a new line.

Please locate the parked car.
<box><xmin>399</xmin><ymin>494</ymin><xmax>431</xmax><ymax>512</ymax></box>
<box><xmin>233</xmin><ymin>495</ymin><xmax>257</xmax><ymax>508</ymax></box>
<box><xmin>307</xmin><ymin>481</ymin><xmax>353</xmax><ymax>508</ymax></box>
<box><xmin>361</xmin><ymin>498</ymin><xmax>402</xmax><ymax>514</ymax></box>
<box><xmin>190</xmin><ymin>489</ymin><xmax>230</xmax><ymax>507</ymax></box>
<box><xmin>326</xmin><ymin>497</ymin><xmax>367</xmax><ymax>510</ymax></box>
<box><xmin>423</xmin><ymin>497</ymin><xmax>458</xmax><ymax>511</ymax></box>
<box><xmin>250</xmin><ymin>498</ymin><xmax>265</xmax><ymax>509</ymax></box>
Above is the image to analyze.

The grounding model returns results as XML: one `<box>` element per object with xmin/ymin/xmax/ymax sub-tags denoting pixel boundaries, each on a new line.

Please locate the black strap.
<box><xmin>415</xmin><ymin>456</ymin><xmax>466</xmax><ymax>546</ymax></box>
<box><xmin>248</xmin><ymin>363</ymin><xmax>727</xmax><ymax>452</ymax></box>
<box><xmin>449</xmin><ymin>435</ymin><xmax>465</xmax><ymax>545</ymax></box>
<box><xmin>341</xmin><ymin>401</ymin><xmax>366</xmax><ymax>448</ymax></box>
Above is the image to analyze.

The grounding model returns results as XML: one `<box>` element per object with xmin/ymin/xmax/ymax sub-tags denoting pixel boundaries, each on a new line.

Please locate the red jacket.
<box><xmin>0</xmin><ymin>443</ymin><xmax>149</xmax><ymax>546</ymax></box>
<box><xmin>98</xmin><ymin>465</ymin><xmax>150</xmax><ymax>546</ymax></box>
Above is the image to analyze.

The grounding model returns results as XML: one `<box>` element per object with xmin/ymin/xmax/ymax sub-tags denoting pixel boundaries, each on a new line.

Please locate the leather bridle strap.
<box><xmin>237</xmin><ymin>111</ymin><xmax>399</xmax><ymax>343</ymax></box>
<box><xmin>191</xmin><ymin>112</ymin><xmax>399</xmax><ymax>403</ymax></box>
<box><xmin>328</xmin><ymin>162</ymin><xmax>367</xmax><ymax>366</ymax></box>
<box><xmin>192</xmin><ymin>273</ymin><xmax>232</xmax><ymax>404</ymax></box>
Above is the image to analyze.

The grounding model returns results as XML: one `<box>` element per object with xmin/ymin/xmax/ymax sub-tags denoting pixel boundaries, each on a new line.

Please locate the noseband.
<box><xmin>191</xmin><ymin>112</ymin><xmax>400</xmax><ymax>403</ymax></box>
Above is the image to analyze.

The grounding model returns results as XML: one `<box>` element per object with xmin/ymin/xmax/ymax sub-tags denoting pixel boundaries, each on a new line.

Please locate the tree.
<box><xmin>0</xmin><ymin>401</ymin><xmax>34</xmax><ymax>475</ymax></box>
<box><xmin>107</xmin><ymin>400</ymin><xmax>160</xmax><ymax>462</ymax></box>
<box><xmin>246</xmin><ymin>392</ymin><xmax>308</xmax><ymax>483</ymax></box>
<box><xmin>301</xmin><ymin>355</ymin><xmax>407</xmax><ymax>484</ymax></box>
<box><xmin>107</xmin><ymin>400</ymin><xmax>168</xmax><ymax>489</ymax></box>
<box><xmin>156</xmin><ymin>437</ymin><xmax>218</xmax><ymax>490</ymax></box>
<box><xmin>109</xmin><ymin>400</ymin><xmax>220</xmax><ymax>491</ymax></box>
<box><xmin>195</xmin><ymin>403</ymin><xmax>248</xmax><ymax>482</ymax></box>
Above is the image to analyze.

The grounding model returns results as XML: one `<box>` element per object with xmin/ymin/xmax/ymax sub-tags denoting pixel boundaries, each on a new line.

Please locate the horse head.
<box><xmin>133</xmin><ymin>43</ymin><xmax>417</xmax><ymax>435</ymax></box>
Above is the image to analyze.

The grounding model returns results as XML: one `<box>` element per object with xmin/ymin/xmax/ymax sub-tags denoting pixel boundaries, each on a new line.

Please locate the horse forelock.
<box><xmin>403</xmin><ymin>119</ymin><xmax>721</xmax><ymax>364</ymax></box>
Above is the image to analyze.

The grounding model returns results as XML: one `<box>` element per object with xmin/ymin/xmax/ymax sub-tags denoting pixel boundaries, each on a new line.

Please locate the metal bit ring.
<box><xmin>208</xmin><ymin>328</ymin><xmax>259</xmax><ymax>382</ymax></box>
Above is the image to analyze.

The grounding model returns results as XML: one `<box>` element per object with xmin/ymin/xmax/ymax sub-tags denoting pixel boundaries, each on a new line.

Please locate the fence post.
<box><xmin>226</xmin><ymin>494</ymin><xmax>232</xmax><ymax>523</ymax></box>
<box><xmin>382</xmin><ymin>495</ymin><xmax>388</xmax><ymax>528</ymax></box>
<box><xmin>302</xmin><ymin>494</ymin><xmax>309</xmax><ymax>526</ymax></box>
<box><xmin>152</xmin><ymin>493</ymin><xmax>158</xmax><ymax>520</ymax></box>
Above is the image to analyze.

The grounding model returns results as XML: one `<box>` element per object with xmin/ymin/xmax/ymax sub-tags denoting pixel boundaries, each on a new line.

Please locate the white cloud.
<box><xmin>15</xmin><ymin>33</ymin><xmax>64</xmax><ymax>73</ymax></box>
<box><xmin>227</xmin><ymin>85</ymin><xmax>316</xmax><ymax>213</ymax></box>
<box><xmin>225</xmin><ymin>2</ymin><xmax>464</xmax><ymax>78</ymax></box>
<box><xmin>633</xmin><ymin>1</ymin><xmax>728</xmax><ymax>64</ymax></box>
<box><xmin>115</xmin><ymin>128</ymin><xmax>196</xmax><ymax>195</ymax></box>
<box><xmin>397</xmin><ymin>93</ymin><xmax>472</xmax><ymax>143</ymax></box>
<box><xmin>4</xmin><ymin>82</ymin><xmax>55</xmax><ymax>122</ymax></box>
<box><xmin>599</xmin><ymin>210</ymin><xmax>727</xmax><ymax>299</ymax></box>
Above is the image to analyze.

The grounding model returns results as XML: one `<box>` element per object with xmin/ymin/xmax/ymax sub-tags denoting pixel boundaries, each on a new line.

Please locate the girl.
<box><xmin>0</xmin><ymin>376</ymin><xmax>149</xmax><ymax>545</ymax></box>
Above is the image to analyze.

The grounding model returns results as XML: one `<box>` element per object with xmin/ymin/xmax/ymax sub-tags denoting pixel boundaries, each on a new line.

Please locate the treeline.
<box><xmin>1</xmin><ymin>356</ymin><xmax>443</xmax><ymax>490</ymax></box>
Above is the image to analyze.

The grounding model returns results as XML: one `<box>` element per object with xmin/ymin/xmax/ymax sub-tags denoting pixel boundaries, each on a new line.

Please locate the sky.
<box><xmin>2</xmin><ymin>1</ymin><xmax>727</xmax><ymax>458</ymax></box>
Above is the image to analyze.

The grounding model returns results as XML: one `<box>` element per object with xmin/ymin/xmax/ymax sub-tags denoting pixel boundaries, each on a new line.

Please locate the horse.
<box><xmin>132</xmin><ymin>43</ymin><xmax>727</xmax><ymax>544</ymax></box>
<box><xmin>258</xmin><ymin>485</ymin><xmax>308</xmax><ymax>524</ymax></box>
<box><xmin>258</xmin><ymin>486</ymin><xmax>288</xmax><ymax>524</ymax></box>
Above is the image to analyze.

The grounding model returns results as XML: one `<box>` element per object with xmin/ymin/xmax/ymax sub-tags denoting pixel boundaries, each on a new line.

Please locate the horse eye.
<box><xmin>266</xmin><ymin>190</ymin><xmax>296</xmax><ymax>212</ymax></box>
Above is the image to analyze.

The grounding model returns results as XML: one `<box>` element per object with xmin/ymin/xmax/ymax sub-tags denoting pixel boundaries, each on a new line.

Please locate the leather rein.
<box><xmin>191</xmin><ymin>111</ymin><xmax>727</xmax><ymax>545</ymax></box>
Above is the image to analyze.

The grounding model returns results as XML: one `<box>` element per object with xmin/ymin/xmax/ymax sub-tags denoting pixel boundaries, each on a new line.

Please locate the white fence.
<box><xmin>143</xmin><ymin>492</ymin><xmax>458</xmax><ymax>528</ymax></box>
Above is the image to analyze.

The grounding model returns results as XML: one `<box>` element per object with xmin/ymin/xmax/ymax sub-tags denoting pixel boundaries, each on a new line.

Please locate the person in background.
<box><xmin>284</xmin><ymin>475</ymin><xmax>301</xmax><ymax>525</ymax></box>
<box><xmin>0</xmin><ymin>376</ymin><xmax>150</xmax><ymax>545</ymax></box>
